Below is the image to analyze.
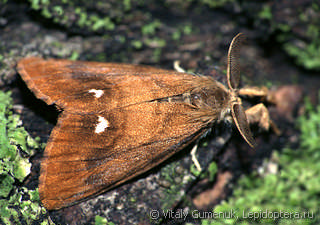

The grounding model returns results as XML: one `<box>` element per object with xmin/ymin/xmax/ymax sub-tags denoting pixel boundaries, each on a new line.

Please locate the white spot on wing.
<box><xmin>88</xmin><ymin>89</ymin><xmax>104</xmax><ymax>98</ymax></box>
<box><xmin>95</xmin><ymin>116</ymin><xmax>109</xmax><ymax>133</ymax></box>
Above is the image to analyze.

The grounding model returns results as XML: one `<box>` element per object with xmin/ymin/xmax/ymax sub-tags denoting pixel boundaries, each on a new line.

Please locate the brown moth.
<box><xmin>18</xmin><ymin>33</ymin><xmax>263</xmax><ymax>210</ymax></box>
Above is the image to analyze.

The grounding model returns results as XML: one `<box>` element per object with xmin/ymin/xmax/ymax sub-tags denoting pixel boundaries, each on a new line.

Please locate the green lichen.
<box><xmin>94</xmin><ymin>215</ymin><xmax>115</xmax><ymax>225</ymax></box>
<box><xmin>284</xmin><ymin>40</ymin><xmax>320</xmax><ymax>70</ymax></box>
<box><xmin>159</xmin><ymin>161</ymin><xmax>187</xmax><ymax>210</ymax></box>
<box><xmin>90</xmin><ymin>15</ymin><xmax>115</xmax><ymax>31</ymax></box>
<box><xmin>0</xmin><ymin>91</ymin><xmax>51</xmax><ymax>224</ymax></box>
<box><xmin>172</xmin><ymin>30</ymin><xmax>181</xmax><ymax>41</ymax></box>
<box><xmin>201</xmin><ymin>95</ymin><xmax>320</xmax><ymax>225</ymax></box>
<box><xmin>233</xmin><ymin>1</ymin><xmax>320</xmax><ymax>70</ymax></box>
<box><xmin>273</xmin><ymin>3</ymin><xmax>320</xmax><ymax>70</ymax></box>
<box><xmin>131</xmin><ymin>40</ymin><xmax>143</xmax><ymax>49</ymax></box>
<box><xmin>141</xmin><ymin>20</ymin><xmax>162</xmax><ymax>36</ymax></box>
<box><xmin>171</xmin><ymin>23</ymin><xmax>194</xmax><ymax>41</ymax></box>
<box><xmin>69</xmin><ymin>51</ymin><xmax>80</xmax><ymax>60</ymax></box>
<box><xmin>150</xmin><ymin>48</ymin><xmax>163</xmax><ymax>63</ymax></box>
<box><xmin>258</xmin><ymin>5</ymin><xmax>272</xmax><ymax>20</ymax></box>
<box><xmin>28</xmin><ymin>0</ymin><xmax>121</xmax><ymax>32</ymax></box>
<box><xmin>207</xmin><ymin>162</ymin><xmax>218</xmax><ymax>182</ymax></box>
<box><xmin>94</xmin><ymin>215</ymin><xmax>111</xmax><ymax>225</ymax></box>
<box><xmin>190</xmin><ymin>161</ymin><xmax>217</xmax><ymax>182</ymax></box>
<box><xmin>279</xmin><ymin>13</ymin><xmax>320</xmax><ymax>71</ymax></box>
<box><xmin>190</xmin><ymin>163</ymin><xmax>202</xmax><ymax>177</ymax></box>
<box><xmin>197</xmin><ymin>0</ymin><xmax>236</xmax><ymax>8</ymax></box>
<box><xmin>298</xmin><ymin>96</ymin><xmax>320</xmax><ymax>152</ymax></box>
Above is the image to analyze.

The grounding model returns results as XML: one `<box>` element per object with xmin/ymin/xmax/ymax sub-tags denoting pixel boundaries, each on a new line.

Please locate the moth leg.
<box><xmin>245</xmin><ymin>103</ymin><xmax>280</xmax><ymax>135</ymax></box>
<box><xmin>191</xmin><ymin>144</ymin><xmax>202</xmax><ymax>172</ymax></box>
<box><xmin>173</xmin><ymin>60</ymin><xmax>186</xmax><ymax>73</ymax></box>
<box><xmin>239</xmin><ymin>86</ymin><xmax>276</xmax><ymax>103</ymax></box>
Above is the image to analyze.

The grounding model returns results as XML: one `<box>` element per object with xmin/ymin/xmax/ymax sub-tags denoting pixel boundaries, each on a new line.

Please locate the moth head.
<box><xmin>226</xmin><ymin>33</ymin><xmax>256</xmax><ymax>148</ymax></box>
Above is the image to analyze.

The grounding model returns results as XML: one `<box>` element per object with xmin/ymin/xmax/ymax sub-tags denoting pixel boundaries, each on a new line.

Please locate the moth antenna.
<box><xmin>231</xmin><ymin>103</ymin><xmax>256</xmax><ymax>148</ymax></box>
<box><xmin>227</xmin><ymin>33</ymin><xmax>246</xmax><ymax>90</ymax></box>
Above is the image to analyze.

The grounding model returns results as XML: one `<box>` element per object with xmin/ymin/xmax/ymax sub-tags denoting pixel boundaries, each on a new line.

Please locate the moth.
<box><xmin>17</xmin><ymin>33</ymin><xmax>273</xmax><ymax>210</ymax></box>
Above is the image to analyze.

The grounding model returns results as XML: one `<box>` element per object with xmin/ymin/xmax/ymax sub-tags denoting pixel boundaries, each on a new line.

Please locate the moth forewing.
<box><xmin>17</xmin><ymin>33</ymin><xmax>259</xmax><ymax>210</ymax></box>
<box><xmin>18</xmin><ymin>57</ymin><xmax>227</xmax><ymax>210</ymax></box>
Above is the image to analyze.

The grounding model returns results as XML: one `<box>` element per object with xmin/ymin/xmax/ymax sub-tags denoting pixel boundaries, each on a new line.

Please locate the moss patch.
<box><xmin>0</xmin><ymin>91</ymin><xmax>52</xmax><ymax>224</ymax></box>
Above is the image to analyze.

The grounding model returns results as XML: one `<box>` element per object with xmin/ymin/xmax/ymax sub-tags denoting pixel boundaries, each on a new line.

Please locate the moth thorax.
<box><xmin>191</xmin><ymin>86</ymin><xmax>230</xmax><ymax>109</ymax></box>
